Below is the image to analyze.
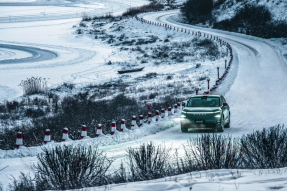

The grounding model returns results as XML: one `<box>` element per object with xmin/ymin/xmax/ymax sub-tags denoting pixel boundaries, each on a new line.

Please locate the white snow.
<box><xmin>213</xmin><ymin>0</ymin><xmax>287</xmax><ymax>22</ymax></box>
<box><xmin>0</xmin><ymin>0</ymin><xmax>287</xmax><ymax>190</ymax></box>
<box><xmin>73</xmin><ymin>168</ymin><xmax>287</xmax><ymax>191</ymax></box>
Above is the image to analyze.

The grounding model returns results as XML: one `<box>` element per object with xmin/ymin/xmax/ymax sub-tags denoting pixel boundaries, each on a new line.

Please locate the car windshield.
<box><xmin>187</xmin><ymin>97</ymin><xmax>220</xmax><ymax>107</ymax></box>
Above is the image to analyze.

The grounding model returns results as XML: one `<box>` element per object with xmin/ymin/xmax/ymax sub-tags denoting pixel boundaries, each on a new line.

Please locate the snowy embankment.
<box><xmin>213</xmin><ymin>0</ymin><xmax>287</xmax><ymax>22</ymax></box>
<box><xmin>0</xmin><ymin>113</ymin><xmax>177</xmax><ymax>159</ymax></box>
<box><xmin>78</xmin><ymin>168</ymin><xmax>287</xmax><ymax>191</ymax></box>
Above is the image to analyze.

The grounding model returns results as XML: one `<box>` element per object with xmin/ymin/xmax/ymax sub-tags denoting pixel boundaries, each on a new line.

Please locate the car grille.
<box><xmin>186</xmin><ymin>112</ymin><xmax>214</xmax><ymax>120</ymax></box>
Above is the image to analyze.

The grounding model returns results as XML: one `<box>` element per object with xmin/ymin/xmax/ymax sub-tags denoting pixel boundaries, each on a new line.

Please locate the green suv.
<box><xmin>180</xmin><ymin>95</ymin><xmax>230</xmax><ymax>133</ymax></box>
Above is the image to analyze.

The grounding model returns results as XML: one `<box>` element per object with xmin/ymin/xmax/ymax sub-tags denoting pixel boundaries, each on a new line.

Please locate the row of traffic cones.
<box><xmin>14</xmin><ymin>102</ymin><xmax>186</xmax><ymax>149</ymax></box>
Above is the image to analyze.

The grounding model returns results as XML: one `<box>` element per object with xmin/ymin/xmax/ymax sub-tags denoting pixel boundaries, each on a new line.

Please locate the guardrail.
<box><xmin>135</xmin><ymin>13</ymin><xmax>233</xmax><ymax>95</ymax></box>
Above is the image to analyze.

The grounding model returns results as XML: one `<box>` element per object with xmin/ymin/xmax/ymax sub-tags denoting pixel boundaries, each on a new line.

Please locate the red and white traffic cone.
<box><xmin>174</xmin><ymin>104</ymin><xmax>177</xmax><ymax>113</ymax></box>
<box><xmin>131</xmin><ymin>115</ymin><xmax>137</xmax><ymax>130</ymax></box>
<box><xmin>111</xmin><ymin>122</ymin><xmax>116</xmax><ymax>135</ymax></box>
<box><xmin>62</xmin><ymin>128</ymin><xmax>68</xmax><ymax>142</ymax></box>
<box><xmin>161</xmin><ymin>108</ymin><xmax>165</xmax><ymax>119</ymax></box>
<box><xmin>139</xmin><ymin>115</ymin><xmax>144</xmax><ymax>127</ymax></box>
<box><xmin>44</xmin><ymin>129</ymin><xmax>51</xmax><ymax>144</ymax></box>
<box><xmin>121</xmin><ymin>119</ymin><xmax>129</xmax><ymax>132</ymax></box>
<box><xmin>96</xmin><ymin>124</ymin><xmax>102</xmax><ymax>137</ymax></box>
<box><xmin>156</xmin><ymin>110</ymin><xmax>160</xmax><ymax>122</ymax></box>
<box><xmin>148</xmin><ymin>112</ymin><xmax>152</xmax><ymax>124</ymax></box>
<box><xmin>177</xmin><ymin>102</ymin><xmax>181</xmax><ymax>110</ymax></box>
<box><xmin>168</xmin><ymin>107</ymin><xmax>172</xmax><ymax>116</ymax></box>
<box><xmin>15</xmin><ymin>132</ymin><xmax>23</xmax><ymax>149</ymax></box>
<box><xmin>81</xmin><ymin>125</ymin><xmax>87</xmax><ymax>139</ymax></box>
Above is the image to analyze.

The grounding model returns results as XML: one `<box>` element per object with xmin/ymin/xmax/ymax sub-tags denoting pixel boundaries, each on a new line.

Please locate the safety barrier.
<box><xmin>134</xmin><ymin>13</ymin><xmax>233</xmax><ymax>95</ymax></box>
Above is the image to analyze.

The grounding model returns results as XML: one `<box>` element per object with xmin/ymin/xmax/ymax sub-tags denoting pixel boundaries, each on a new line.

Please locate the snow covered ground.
<box><xmin>0</xmin><ymin>0</ymin><xmax>147</xmax><ymax>101</ymax></box>
<box><xmin>213</xmin><ymin>0</ymin><xmax>287</xmax><ymax>22</ymax></box>
<box><xmin>0</xmin><ymin>0</ymin><xmax>287</xmax><ymax>190</ymax></box>
<box><xmin>80</xmin><ymin>168</ymin><xmax>287</xmax><ymax>191</ymax></box>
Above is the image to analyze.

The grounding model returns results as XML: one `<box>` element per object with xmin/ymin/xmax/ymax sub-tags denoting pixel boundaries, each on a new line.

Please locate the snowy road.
<box><xmin>142</xmin><ymin>10</ymin><xmax>287</xmax><ymax>133</ymax></box>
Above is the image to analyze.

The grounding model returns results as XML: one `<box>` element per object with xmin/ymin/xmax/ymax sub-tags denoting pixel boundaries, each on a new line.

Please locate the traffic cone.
<box><xmin>168</xmin><ymin>107</ymin><xmax>172</xmax><ymax>116</ymax></box>
<box><xmin>121</xmin><ymin>119</ymin><xmax>129</xmax><ymax>132</ymax></box>
<box><xmin>139</xmin><ymin>115</ymin><xmax>144</xmax><ymax>127</ymax></box>
<box><xmin>96</xmin><ymin>124</ymin><xmax>102</xmax><ymax>137</ymax></box>
<box><xmin>161</xmin><ymin>108</ymin><xmax>165</xmax><ymax>119</ymax></box>
<box><xmin>177</xmin><ymin>102</ymin><xmax>181</xmax><ymax>110</ymax></box>
<box><xmin>156</xmin><ymin>110</ymin><xmax>160</xmax><ymax>121</ymax></box>
<box><xmin>15</xmin><ymin>132</ymin><xmax>23</xmax><ymax>149</ymax></box>
<box><xmin>44</xmin><ymin>129</ymin><xmax>51</xmax><ymax>144</ymax></box>
<box><xmin>62</xmin><ymin>128</ymin><xmax>68</xmax><ymax>141</ymax></box>
<box><xmin>111</xmin><ymin>121</ymin><xmax>116</xmax><ymax>135</ymax></box>
<box><xmin>131</xmin><ymin>115</ymin><xmax>137</xmax><ymax>129</ymax></box>
<box><xmin>81</xmin><ymin>125</ymin><xmax>87</xmax><ymax>139</ymax></box>
<box><xmin>148</xmin><ymin>112</ymin><xmax>152</xmax><ymax>124</ymax></box>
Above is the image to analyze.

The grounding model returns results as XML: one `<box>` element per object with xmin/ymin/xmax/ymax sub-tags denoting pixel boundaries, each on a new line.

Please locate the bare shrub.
<box><xmin>82</xmin><ymin>12</ymin><xmax>115</xmax><ymax>21</ymax></box>
<box><xmin>144</xmin><ymin>72</ymin><xmax>157</xmax><ymax>78</ymax></box>
<box><xmin>126</xmin><ymin>142</ymin><xmax>172</xmax><ymax>181</ymax></box>
<box><xmin>123</xmin><ymin>2</ymin><xmax>164</xmax><ymax>16</ymax></box>
<box><xmin>184</xmin><ymin>134</ymin><xmax>242</xmax><ymax>170</ymax></box>
<box><xmin>19</xmin><ymin>77</ymin><xmax>48</xmax><ymax>96</ymax></box>
<box><xmin>33</xmin><ymin>145</ymin><xmax>113</xmax><ymax>190</ymax></box>
<box><xmin>148</xmin><ymin>92</ymin><xmax>158</xmax><ymax>99</ymax></box>
<box><xmin>7</xmin><ymin>173</ymin><xmax>37</xmax><ymax>191</ymax></box>
<box><xmin>240</xmin><ymin>124</ymin><xmax>287</xmax><ymax>169</ymax></box>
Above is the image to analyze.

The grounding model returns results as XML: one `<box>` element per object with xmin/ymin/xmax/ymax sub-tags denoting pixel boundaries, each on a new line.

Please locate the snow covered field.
<box><xmin>85</xmin><ymin>168</ymin><xmax>287</xmax><ymax>191</ymax></box>
<box><xmin>1</xmin><ymin>0</ymin><xmax>287</xmax><ymax>190</ymax></box>
<box><xmin>213</xmin><ymin>0</ymin><xmax>287</xmax><ymax>22</ymax></box>
<box><xmin>0</xmin><ymin>0</ymin><xmax>147</xmax><ymax>101</ymax></box>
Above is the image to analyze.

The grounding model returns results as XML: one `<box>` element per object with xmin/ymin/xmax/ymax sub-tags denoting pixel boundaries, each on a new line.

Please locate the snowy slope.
<box><xmin>0</xmin><ymin>0</ymin><xmax>148</xmax><ymax>101</ymax></box>
<box><xmin>213</xmin><ymin>0</ymin><xmax>287</xmax><ymax>22</ymax></box>
<box><xmin>75</xmin><ymin>168</ymin><xmax>287</xmax><ymax>191</ymax></box>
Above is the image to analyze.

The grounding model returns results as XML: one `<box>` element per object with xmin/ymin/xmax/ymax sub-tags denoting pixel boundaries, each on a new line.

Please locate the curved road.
<box><xmin>0</xmin><ymin>43</ymin><xmax>57</xmax><ymax>64</ymax></box>
<box><xmin>141</xmin><ymin>10</ymin><xmax>287</xmax><ymax>134</ymax></box>
<box><xmin>92</xmin><ymin>10</ymin><xmax>287</xmax><ymax>169</ymax></box>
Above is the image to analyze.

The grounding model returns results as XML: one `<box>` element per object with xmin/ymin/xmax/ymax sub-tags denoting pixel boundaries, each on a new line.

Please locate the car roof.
<box><xmin>190</xmin><ymin>95</ymin><xmax>221</xmax><ymax>98</ymax></box>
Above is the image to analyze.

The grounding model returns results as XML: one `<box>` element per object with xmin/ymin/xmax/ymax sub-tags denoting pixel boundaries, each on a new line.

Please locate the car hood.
<box><xmin>183</xmin><ymin>107</ymin><xmax>221</xmax><ymax>113</ymax></box>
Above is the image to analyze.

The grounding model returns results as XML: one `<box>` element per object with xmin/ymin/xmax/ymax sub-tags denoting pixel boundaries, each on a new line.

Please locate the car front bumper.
<box><xmin>180</xmin><ymin>118</ymin><xmax>221</xmax><ymax>131</ymax></box>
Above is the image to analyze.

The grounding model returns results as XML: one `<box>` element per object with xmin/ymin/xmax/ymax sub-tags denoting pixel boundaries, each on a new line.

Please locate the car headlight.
<box><xmin>181</xmin><ymin>111</ymin><xmax>187</xmax><ymax>118</ymax></box>
<box><xmin>214</xmin><ymin>111</ymin><xmax>221</xmax><ymax>118</ymax></box>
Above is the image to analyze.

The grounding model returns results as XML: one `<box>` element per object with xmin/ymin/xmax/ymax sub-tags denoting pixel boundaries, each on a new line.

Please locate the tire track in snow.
<box><xmin>0</xmin><ymin>43</ymin><xmax>57</xmax><ymax>64</ymax></box>
<box><xmin>0</xmin><ymin>40</ymin><xmax>97</xmax><ymax>70</ymax></box>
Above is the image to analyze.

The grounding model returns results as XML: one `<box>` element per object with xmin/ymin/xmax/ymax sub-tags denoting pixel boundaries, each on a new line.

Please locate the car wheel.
<box><xmin>217</xmin><ymin>116</ymin><xmax>224</xmax><ymax>132</ymax></box>
<box><xmin>180</xmin><ymin>122</ymin><xmax>188</xmax><ymax>133</ymax></box>
<box><xmin>181</xmin><ymin>126</ymin><xmax>188</xmax><ymax>133</ymax></box>
<box><xmin>225</xmin><ymin>114</ymin><xmax>230</xmax><ymax>128</ymax></box>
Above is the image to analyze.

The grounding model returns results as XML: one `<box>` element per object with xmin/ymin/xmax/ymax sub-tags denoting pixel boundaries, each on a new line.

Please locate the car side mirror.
<box><xmin>182</xmin><ymin>102</ymin><xmax>186</xmax><ymax>107</ymax></box>
<box><xmin>223</xmin><ymin>103</ymin><xmax>228</xmax><ymax>107</ymax></box>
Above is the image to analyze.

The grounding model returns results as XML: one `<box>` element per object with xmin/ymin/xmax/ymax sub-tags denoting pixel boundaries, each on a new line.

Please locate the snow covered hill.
<box><xmin>213</xmin><ymin>0</ymin><xmax>287</xmax><ymax>22</ymax></box>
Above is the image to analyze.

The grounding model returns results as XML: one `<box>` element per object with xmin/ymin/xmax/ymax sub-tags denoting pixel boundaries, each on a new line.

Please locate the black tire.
<box><xmin>225</xmin><ymin>112</ymin><xmax>230</xmax><ymax>128</ymax></box>
<box><xmin>217</xmin><ymin>116</ymin><xmax>224</xmax><ymax>132</ymax></box>
<box><xmin>181</xmin><ymin>123</ymin><xmax>188</xmax><ymax>132</ymax></box>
